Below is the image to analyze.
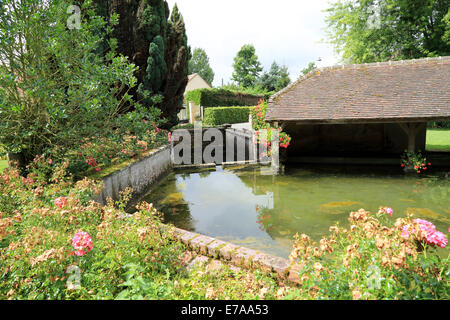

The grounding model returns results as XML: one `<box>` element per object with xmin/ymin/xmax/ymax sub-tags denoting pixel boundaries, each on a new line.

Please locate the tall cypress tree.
<box><xmin>136</xmin><ymin>0</ymin><xmax>168</xmax><ymax>110</ymax></box>
<box><xmin>95</xmin><ymin>0</ymin><xmax>189</xmax><ymax>127</ymax></box>
<box><xmin>162</xmin><ymin>3</ymin><xmax>190</xmax><ymax>126</ymax></box>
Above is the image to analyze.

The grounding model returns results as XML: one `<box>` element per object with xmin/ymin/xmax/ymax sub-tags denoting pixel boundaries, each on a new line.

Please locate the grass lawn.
<box><xmin>0</xmin><ymin>160</ymin><xmax>7</xmax><ymax>173</ymax></box>
<box><xmin>426</xmin><ymin>128</ymin><xmax>450</xmax><ymax>152</ymax></box>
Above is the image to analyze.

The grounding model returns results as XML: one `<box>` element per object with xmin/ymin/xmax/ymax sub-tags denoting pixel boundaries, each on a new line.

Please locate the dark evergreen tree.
<box><xmin>258</xmin><ymin>62</ymin><xmax>291</xmax><ymax>92</ymax></box>
<box><xmin>162</xmin><ymin>3</ymin><xmax>190</xmax><ymax>127</ymax></box>
<box><xmin>95</xmin><ymin>0</ymin><xmax>189</xmax><ymax>127</ymax></box>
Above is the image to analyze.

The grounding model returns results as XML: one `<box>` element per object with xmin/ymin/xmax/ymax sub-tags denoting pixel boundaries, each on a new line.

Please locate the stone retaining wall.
<box><xmin>172</xmin><ymin>227</ymin><xmax>302</xmax><ymax>285</ymax></box>
<box><xmin>94</xmin><ymin>145</ymin><xmax>172</xmax><ymax>205</ymax></box>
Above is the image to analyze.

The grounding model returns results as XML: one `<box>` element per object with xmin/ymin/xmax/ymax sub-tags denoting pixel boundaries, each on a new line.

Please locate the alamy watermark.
<box><xmin>66</xmin><ymin>265</ymin><xmax>81</xmax><ymax>290</ymax></box>
<box><xmin>367</xmin><ymin>3</ymin><xmax>382</xmax><ymax>30</ymax></box>
<box><xmin>66</xmin><ymin>5</ymin><xmax>81</xmax><ymax>30</ymax></box>
<box><xmin>366</xmin><ymin>265</ymin><xmax>382</xmax><ymax>290</ymax></box>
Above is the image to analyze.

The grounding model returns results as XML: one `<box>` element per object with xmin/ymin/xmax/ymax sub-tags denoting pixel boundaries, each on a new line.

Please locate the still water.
<box><xmin>138</xmin><ymin>165</ymin><xmax>450</xmax><ymax>258</ymax></box>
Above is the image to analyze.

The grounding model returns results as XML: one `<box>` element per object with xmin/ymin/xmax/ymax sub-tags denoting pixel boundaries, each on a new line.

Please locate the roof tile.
<box><xmin>266</xmin><ymin>57</ymin><xmax>450</xmax><ymax>123</ymax></box>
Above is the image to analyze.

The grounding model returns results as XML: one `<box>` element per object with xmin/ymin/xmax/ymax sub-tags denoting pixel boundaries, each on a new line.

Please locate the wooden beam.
<box><xmin>398</xmin><ymin>122</ymin><xmax>425</xmax><ymax>153</ymax></box>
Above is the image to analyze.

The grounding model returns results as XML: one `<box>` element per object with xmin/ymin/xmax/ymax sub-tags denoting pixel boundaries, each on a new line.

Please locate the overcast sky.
<box><xmin>166</xmin><ymin>0</ymin><xmax>341</xmax><ymax>87</ymax></box>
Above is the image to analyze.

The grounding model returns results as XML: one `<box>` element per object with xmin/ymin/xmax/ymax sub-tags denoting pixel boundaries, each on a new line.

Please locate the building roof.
<box><xmin>266</xmin><ymin>56</ymin><xmax>450</xmax><ymax>124</ymax></box>
<box><xmin>184</xmin><ymin>73</ymin><xmax>211</xmax><ymax>96</ymax></box>
<box><xmin>188</xmin><ymin>73</ymin><xmax>198</xmax><ymax>81</ymax></box>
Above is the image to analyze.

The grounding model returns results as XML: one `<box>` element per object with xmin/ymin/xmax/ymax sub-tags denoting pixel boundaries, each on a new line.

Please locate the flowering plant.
<box><xmin>54</xmin><ymin>196</ymin><xmax>68</xmax><ymax>209</ymax></box>
<box><xmin>251</xmin><ymin>99</ymin><xmax>292</xmax><ymax>156</ymax></box>
<box><xmin>400</xmin><ymin>150</ymin><xmax>430</xmax><ymax>173</ymax></box>
<box><xmin>400</xmin><ymin>218</ymin><xmax>448</xmax><ymax>249</ymax></box>
<box><xmin>67</xmin><ymin>125</ymin><xmax>168</xmax><ymax>179</ymax></box>
<box><xmin>279</xmin><ymin>132</ymin><xmax>292</xmax><ymax>149</ymax></box>
<box><xmin>288</xmin><ymin>207</ymin><xmax>449</xmax><ymax>300</ymax></box>
<box><xmin>72</xmin><ymin>231</ymin><xmax>94</xmax><ymax>256</ymax></box>
<box><xmin>377</xmin><ymin>207</ymin><xmax>394</xmax><ymax>218</ymax></box>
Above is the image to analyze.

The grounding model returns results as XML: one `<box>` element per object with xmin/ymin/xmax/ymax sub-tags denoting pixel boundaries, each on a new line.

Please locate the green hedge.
<box><xmin>185</xmin><ymin>88</ymin><xmax>262</xmax><ymax>107</ymax></box>
<box><xmin>427</xmin><ymin>121</ymin><xmax>450</xmax><ymax>129</ymax></box>
<box><xmin>203</xmin><ymin>106</ymin><xmax>256</xmax><ymax>126</ymax></box>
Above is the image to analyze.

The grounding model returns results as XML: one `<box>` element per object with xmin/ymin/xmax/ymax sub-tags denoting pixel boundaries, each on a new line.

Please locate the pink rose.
<box><xmin>386</xmin><ymin>207</ymin><xmax>394</xmax><ymax>218</ymax></box>
<box><xmin>54</xmin><ymin>197</ymin><xmax>68</xmax><ymax>209</ymax></box>
<box><xmin>72</xmin><ymin>231</ymin><xmax>93</xmax><ymax>256</ymax></box>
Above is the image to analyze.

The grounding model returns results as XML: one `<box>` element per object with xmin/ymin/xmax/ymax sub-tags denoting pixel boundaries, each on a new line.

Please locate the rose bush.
<box><xmin>0</xmin><ymin>163</ymin><xmax>284</xmax><ymax>300</ymax></box>
<box><xmin>287</xmin><ymin>207</ymin><xmax>449</xmax><ymax>300</ymax></box>
<box><xmin>1</xmin><ymin>161</ymin><xmax>448</xmax><ymax>300</ymax></box>
<box><xmin>251</xmin><ymin>100</ymin><xmax>292</xmax><ymax>157</ymax></box>
<box><xmin>401</xmin><ymin>150</ymin><xmax>430</xmax><ymax>174</ymax></box>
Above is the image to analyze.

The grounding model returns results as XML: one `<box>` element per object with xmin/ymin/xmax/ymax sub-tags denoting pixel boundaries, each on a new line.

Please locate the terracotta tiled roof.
<box><xmin>266</xmin><ymin>56</ymin><xmax>450</xmax><ymax>123</ymax></box>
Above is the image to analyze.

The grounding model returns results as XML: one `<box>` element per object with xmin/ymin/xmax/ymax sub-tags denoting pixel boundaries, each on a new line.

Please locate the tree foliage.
<box><xmin>0</xmin><ymin>0</ymin><xmax>159</xmax><ymax>166</ymax></box>
<box><xmin>162</xmin><ymin>3</ymin><xmax>190</xmax><ymax>127</ymax></box>
<box><xmin>300</xmin><ymin>62</ymin><xmax>317</xmax><ymax>76</ymax></box>
<box><xmin>258</xmin><ymin>62</ymin><xmax>291</xmax><ymax>92</ymax></box>
<box><xmin>96</xmin><ymin>1</ymin><xmax>190</xmax><ymax>128</ymax></box>
<box><xmin>188</xmin><ymin>48</ymin><xmax>215</xmax><ymax>86</ymax></box>
<box><xmin>325</xmin><ymin>0</ymin><xmax>450</xmax><ymax>63</ymax></box>
<box><xmin>231</xmin><ymin>44</ymin><xmax>263</xmax><ymax>88</ymax></box>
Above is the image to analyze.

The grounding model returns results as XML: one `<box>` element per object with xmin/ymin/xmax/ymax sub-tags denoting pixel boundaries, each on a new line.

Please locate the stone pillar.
<box><xmin>170</xmin><ymin>135</ymin><xmax>175</xmax><ymax>164</ymax></box>
<box><xmin>189</xmin><ymin>102</ymin><xmax>195</xmax><ymax>124</ymax></box>
<box><xmin>271</xmin><ymin>126</ymin><xmax>280</xmax><ymax>173</ymax></box>
<box><xmin>250</xmin><ymin>130</ymin><xmax>257</xmax><ymax>162</ymax></box>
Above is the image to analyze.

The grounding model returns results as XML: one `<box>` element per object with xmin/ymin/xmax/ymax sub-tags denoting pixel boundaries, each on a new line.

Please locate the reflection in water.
<box><xmin>138</xmin><ymin>165</ymin><xmax>450</xmax><ymax>258</ymax></box>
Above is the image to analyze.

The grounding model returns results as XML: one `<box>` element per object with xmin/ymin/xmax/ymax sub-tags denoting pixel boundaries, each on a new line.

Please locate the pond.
<box><xmin>137</xmin><ymin>164</ymin><xmax>450</xmax><ymax>259</ymax></box>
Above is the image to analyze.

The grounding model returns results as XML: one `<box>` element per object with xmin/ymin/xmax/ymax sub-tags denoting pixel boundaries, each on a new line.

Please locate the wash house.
<box><xmin>265</xmin><ymin>57</ymin><xmax>450</xmax><ymax>162</ymax></box>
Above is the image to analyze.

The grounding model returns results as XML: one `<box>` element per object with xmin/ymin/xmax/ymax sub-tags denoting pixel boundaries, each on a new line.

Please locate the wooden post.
<box><xmin>399</xmin><ymin>123</ymin><xmax>425</xmax><ymax>153</ymax></box>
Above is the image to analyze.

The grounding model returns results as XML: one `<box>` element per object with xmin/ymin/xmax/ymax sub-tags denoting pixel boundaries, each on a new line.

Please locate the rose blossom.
<box><xmin>72</xmin><ymin>231</ymin><xmax>94</xmax><ymax>256</ymax></box>
<box><xmin>54</xmin><ymin>197</ymin><xmax>68</xmax><ymax>209</ymax></box>
<box><xmin>401</xmin><ymin>219</ymin><xmax>448</xmax><ymax>248</ymax></box>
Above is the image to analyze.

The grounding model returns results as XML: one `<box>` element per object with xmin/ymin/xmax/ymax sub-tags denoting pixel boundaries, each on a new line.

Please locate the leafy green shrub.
<box><xmin>0</xmin><ymin>145</ymin><xmax>6</xmax><ymax>160</ymax></box>
<box><xmin>185</xmin><ymin>88</ymin><xmax>262</xmax><ymax>107</ymax></box>
<box><xmin>220</xmin><ymin>85</ymin><xmax>275</xmax><ymax>101</ymax></box>
<box><xmin>65</xmin><ymin>125</ymin><xmax>169</xmax><ymax>180</ymax></box>
<box><xmin>427</xmin><ymin>121</ymin><xmax>450</xmax><ymax>129</ymax></box>
<box><xmin>0</xmin><ymin>0</ymin><xmax>163</xmax><ymax>169</ymax></box>
<box><xmin>203</xmin><ymin>106</ymin><xmax>256</xmax><ymax>126</ymax></box>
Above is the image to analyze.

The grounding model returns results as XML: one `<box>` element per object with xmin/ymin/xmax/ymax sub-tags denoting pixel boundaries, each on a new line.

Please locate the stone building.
<box><xmin>178</xmin><ymin>73</ymin><xmax>212</xmax><ymax>121</ymax></box>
